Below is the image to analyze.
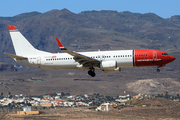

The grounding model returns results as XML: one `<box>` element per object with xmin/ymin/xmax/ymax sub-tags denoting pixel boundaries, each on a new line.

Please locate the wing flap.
<box><xmin>4</xmin><ymin>53</ymin><xmax>28</xmax><ymax>59</ymax></box>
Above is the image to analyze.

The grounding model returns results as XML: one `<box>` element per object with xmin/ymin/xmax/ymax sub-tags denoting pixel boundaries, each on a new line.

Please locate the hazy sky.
<box><xmin>1</xmin><ymin>0</ymin><xmax>179</xmax><ymax>18</ymax></box>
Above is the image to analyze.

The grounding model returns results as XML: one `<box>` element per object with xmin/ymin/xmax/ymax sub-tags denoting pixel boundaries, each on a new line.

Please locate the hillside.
<box><xmin>167</xmin><ymin>15</ymin><xmax>180</xmax><ymax>26</ymax></box>
<box><xmin>0</xmin><ymin>62</ymin><xmax>17</xmax><ymax>72</ymax></box>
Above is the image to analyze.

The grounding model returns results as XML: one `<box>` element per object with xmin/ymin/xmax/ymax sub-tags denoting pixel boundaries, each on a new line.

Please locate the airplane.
<box><xmin>5</xmin><ymin>26</ymin><xmax>175</xmax><ymax>77</ymax></box>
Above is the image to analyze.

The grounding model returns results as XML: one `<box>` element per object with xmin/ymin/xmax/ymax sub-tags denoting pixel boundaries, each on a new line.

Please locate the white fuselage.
<box><xmin>7</xmin><ymin>26</ymin><xmax>175</xmax><ymax>77</ymax></box>
<box><xmin>16</xmin><ymin>50</ymin><xmax>134</xmax><ymax>70</ymax></box>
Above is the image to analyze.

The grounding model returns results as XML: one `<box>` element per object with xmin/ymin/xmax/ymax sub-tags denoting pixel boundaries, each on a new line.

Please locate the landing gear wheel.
<box><xmin>88</xmin><ymin>70</ymin><xmax>96</xmax><ymax>77</ymax></box>
<box><xmin>157</xmin><ymin>68</ymin><xmax>160</xmax><ymax>73</ymax></box>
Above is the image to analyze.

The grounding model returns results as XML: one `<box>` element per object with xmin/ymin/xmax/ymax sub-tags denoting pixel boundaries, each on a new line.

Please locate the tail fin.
<box><xmin>8</xmin><ymin>26</ymin><xmax>50</xmax><ymax>56</ymax></box>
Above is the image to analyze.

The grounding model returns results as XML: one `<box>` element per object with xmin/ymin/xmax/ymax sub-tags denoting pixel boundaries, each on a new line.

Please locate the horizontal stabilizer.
<box><xmin>4</xmin><ymin>53</ymin><xmax>27</xmax><ymax>59</ymax></box>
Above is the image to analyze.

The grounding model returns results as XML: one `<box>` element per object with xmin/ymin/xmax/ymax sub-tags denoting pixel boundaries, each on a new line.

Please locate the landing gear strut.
<box><xmin>157</xmin><ymin>68</ymin><xmax>160</xmax><ymax>73</ymax></box>
<box><xmin>88</xmin><ymin>68</ymin><xmax>96</xmax><ymax>77</ymax></box>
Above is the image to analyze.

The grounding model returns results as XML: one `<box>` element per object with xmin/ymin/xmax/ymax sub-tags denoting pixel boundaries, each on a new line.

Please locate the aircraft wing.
<box><xmin>56</xmin><ymin>38</ymin><xmax>100</xmax><ymax>68</ymax></box>
<box><xmin>4</xmin><ymin>53</ymin><xmax>28</xmax><ymax>59</ymax></box>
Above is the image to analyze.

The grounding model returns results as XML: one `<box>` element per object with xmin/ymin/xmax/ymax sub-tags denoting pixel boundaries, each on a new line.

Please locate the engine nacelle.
<box><xmin>103</xmin><ymin>67</ymin><xmax>121</xmax><ymax>73</ymax></box>
<box><xmin>100</xmin><ymin>61</ymin><xmax>117</xmax><ymax>69</ymax></box>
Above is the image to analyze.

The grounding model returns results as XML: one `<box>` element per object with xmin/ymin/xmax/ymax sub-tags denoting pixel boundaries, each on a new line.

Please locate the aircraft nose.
<box><xmin>169</xmin><ymin>55</ymin><xmax>175</xmax><ymax>62</ymax></box>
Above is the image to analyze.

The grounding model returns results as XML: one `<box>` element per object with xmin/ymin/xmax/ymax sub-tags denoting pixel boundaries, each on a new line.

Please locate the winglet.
<box><xmin>56</xmin><ymin>38</ymin><xmax>67</xmax><ymax>50</ymax></box>
<box><xmin>56</xmin><ymin>38</ymin><xmax>64</xmax><ymax>48</ymax></box>
<box><xmin>8</xmin><ymin>26</ymin><xmax>17</xmax><ymax>31</ymax></box>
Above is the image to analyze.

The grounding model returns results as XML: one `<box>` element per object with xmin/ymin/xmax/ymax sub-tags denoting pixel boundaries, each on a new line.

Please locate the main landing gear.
<box><xmin>88</xmin><ymin>68</ymin><xmax>96</xmax><ymax>77</ymax></box>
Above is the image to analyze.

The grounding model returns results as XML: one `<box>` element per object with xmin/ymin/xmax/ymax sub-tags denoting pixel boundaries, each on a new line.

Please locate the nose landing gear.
<box><xmin>157</xmin><ymin>67</ymin><xmax>160</xmax><ymax>73</ymax></box>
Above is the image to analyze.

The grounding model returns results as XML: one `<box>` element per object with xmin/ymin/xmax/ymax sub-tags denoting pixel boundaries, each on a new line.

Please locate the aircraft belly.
<box><xmin>41</xmin><ymin>61</ymin><xmax>78</xmax><ymax>70</ymax></box>
<box><xmin>41</xmin><ymin>65</ymin><xmax>78</xmax><ymax>70</ymax></box>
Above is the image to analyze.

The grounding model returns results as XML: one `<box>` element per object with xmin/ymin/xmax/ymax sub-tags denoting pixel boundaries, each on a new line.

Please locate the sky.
<box><xmin>0</xmin><ymin>0</ymin><xmax>180</xmax><ymax>18</ymax></box>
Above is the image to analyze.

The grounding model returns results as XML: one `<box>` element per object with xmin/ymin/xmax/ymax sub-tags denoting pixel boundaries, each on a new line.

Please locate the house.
<box><xmin>42</xmin><ymin>103</ymin><xmax>52</xmax><ymax>107</ymax></box>
<box><xmin>96</xmin><ymin>103</ymin><xmax>111</xmax><ymax>111</ymax></box>
<box><xmin>31</xmin><ymin>97</ymin><xmax>41</xmax><ymax>101</ymax></box>
<box><xmin>133</xmin><ymin>93</ymin><xmax>142</xmax><ymax>99</ymax></box>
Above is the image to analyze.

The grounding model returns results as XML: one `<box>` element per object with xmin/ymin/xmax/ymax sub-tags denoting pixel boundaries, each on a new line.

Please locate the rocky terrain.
<box><xmin>126</xmin><ymin>78</ymin><xmax>180</xmax><ymax>95</ymax></box>
<box><xmin>0</xmin><ymin>62</ymin><xmax>17</xmax><ymax>72</ymax></box>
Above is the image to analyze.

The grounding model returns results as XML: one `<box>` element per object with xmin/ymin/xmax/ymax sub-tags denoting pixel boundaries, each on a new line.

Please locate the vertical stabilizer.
<box><xmin>8</xmin><ymin>26</ymin><xmax>50</xmax><ymax>56</ymax></box>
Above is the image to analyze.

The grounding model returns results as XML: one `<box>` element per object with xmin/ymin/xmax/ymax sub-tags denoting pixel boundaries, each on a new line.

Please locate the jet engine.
<box><xmin>100</xmin><ymin>61</ymin><xmax>121</xmax><ymax>73</ymax></box>
<box><xmin>100</xmin><ymin>60</ymin><xmax>117</xmax><ymax>69</ymax></box>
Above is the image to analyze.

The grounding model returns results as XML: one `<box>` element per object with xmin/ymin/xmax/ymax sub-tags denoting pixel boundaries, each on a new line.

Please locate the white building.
<box><xmin>96</xmin><ymin>103</ymin><xmax>111</xmax><ymax>111</ymax></box>
<box><xmin>31</xmin><ymin>97</ymin><xmax>41</xmax><ymax>101</ymax></box>
<box><xmin>23</xmin><ymin>106</ymin><xmax>31</xmax><ymax>111</ymax></box>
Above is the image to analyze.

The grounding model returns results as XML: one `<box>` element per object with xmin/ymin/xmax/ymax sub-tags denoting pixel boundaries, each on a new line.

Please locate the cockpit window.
<box><xmin>162</xmin><ymin>53</ymin><xmax>168</xmax><ymax>55</ymax></box>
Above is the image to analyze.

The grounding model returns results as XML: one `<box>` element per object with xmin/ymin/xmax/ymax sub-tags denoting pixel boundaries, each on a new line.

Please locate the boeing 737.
<box><xmin>5</xmin><ymin>26</ymin><xmax>175</xmax><ymax>77</ymax></box>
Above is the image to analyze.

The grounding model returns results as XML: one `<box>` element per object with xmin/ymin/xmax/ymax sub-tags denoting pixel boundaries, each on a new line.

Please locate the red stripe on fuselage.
<box><xmin>134</xmin><ymin>50</ymin><xmax>175</xmax><ymax>67</ymax></box>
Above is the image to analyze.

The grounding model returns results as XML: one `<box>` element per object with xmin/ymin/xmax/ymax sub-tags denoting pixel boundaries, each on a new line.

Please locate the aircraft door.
<box><xmin>37</xmin><ymin>57</ymin><xmax>41</xmax><ymax>65</ymax></box>
<box><xmin>153</xmin><ymin>51</ymin><xmax>157</xmax><ymax>60</ymax></box>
